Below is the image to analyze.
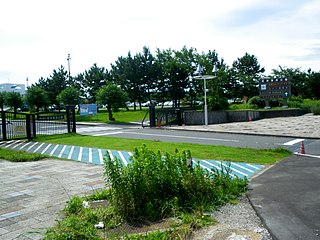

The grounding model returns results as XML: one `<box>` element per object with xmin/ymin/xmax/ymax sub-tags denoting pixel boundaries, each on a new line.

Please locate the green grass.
<box><xmin>35</xmin><ymin>134</ymin><xmax>290</xmax><ymax>165</ymax></box>
<box><xmin>76</xmin><ymin>109</ymin><xmax>148</xmax><ymax>123</ymax></box>
<box><xmin>0</xmin><ymin>148</ymin><xmax>46</xmax><ymax>162</ymax></box>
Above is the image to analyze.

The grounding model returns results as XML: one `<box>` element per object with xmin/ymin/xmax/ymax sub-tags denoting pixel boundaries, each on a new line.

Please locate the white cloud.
<box><xmin>0</xmin><ymin>0</ymin><xmax>319</xmax><ymax>85</ymax></box>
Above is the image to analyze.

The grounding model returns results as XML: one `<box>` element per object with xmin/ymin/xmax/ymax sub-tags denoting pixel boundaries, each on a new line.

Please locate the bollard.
<box><xmin>299</xmin><ymin>141</ymin><xmax>305</xmax><ymax>154</ymax></box>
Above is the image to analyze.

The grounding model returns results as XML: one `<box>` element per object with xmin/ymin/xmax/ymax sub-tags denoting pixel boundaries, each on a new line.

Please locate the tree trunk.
<box><xmin>107</xmin><ymin>106</ymin><xmax>114</xmax><ymax>121</ymax></box>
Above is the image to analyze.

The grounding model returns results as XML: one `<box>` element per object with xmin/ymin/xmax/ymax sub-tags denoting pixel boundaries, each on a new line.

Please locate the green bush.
<box><xmin>208</xmin><ymin>96</ymin><xmax>229</xmax><ymax>110</ymax></box>
<box><xmin>103</xmin><ymin>145</ymin><xmax>247</xmax><ymax>221</ymax></box>
<box><xmin>311</xmin><ymin>104</ymin><xmax>320</xmax><ymax>115</ymax></box>
<box><xmin>248</xmin><ymin>96</ymin><xmax>264</xmax><ymax>108</ymax></box>
<box><xmin>288</xmin><ymin>96</ymin><xmax>303</xmax><ymax>108</ymax></box>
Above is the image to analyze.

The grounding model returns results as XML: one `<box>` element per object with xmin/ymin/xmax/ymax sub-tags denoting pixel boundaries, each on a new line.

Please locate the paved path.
<box><xmin>0</xmin><ymin>140</ymin><xmax>264</xmax><ymax>179</ymax></box>
<box><xmin>169</xmin><ymin>114</ymin><xmax>320</xmax><ymax>139</ymax></box>
<box><xmin>248</xmin><ymin>154</ymin><xmax>320</xmax><ymax>240</ymax></box>
<box><xmin>0</xmin><ymin>159</ymin><xmax>104</xmax><ymax>240</ymax></box>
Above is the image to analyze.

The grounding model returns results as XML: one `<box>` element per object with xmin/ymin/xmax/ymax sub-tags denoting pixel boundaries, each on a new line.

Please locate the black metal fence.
<box><xmin>0</xmin><ymin>106</ymin><xmax>76</xmax><ymax>141</ymax></box>
<box><xmin>148</xmin><ymin>106</ymin><xmax>184</xmax><ymax>127</ymax></box>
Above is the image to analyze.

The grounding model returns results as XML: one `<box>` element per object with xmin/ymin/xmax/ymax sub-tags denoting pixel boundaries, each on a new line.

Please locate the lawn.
<box><xmin>35</xmin><ymin>134</ymin><xmax>291</xmax><ymax>165</ymax></box>
<box><xmin>76</xmin><ymin>109</ymin><xmax>148</xmax><ymax>123</ymax></box>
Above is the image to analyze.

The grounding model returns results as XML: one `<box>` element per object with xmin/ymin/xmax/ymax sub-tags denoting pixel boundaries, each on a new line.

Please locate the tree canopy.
<box><xmin>29</xmin><ymin>46</ymin><xmax>320</xmax><ymax>113</ymax></box>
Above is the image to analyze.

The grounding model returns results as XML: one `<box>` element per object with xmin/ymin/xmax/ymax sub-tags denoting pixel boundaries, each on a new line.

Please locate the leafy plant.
<box><xmin>311</xmin><ymin>104</ymin><xmax>320</xmax><ymax>115</ymax></box>
<box><xmin>103</xmin><ymin>145</ymin><xmax>248</xmax><ymax>221</ymax></box>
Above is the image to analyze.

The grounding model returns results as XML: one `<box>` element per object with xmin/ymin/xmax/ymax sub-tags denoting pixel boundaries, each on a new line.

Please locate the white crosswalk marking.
<box><xmin>41</xmin><ymin>144</ymin><xmax>52</xmax><ymax>154</ymax></box>
<box><xmin>78</xmin><ymin>147</ymin><xmax>83</xmax><ymax>161</ymax></box>
<box><xmin>58</xmin><ymin>145</ymin><xmax>67</xmax><ymax>158</ymax></box>
<box><xmin>283</xmin><ymin>139</ymin><xmax>305</xmax><ymax>146</ymax></box>
<box><xmin>89</xmin><ymin>148</ymin><xmax>92</xmax><ymax>163</ymax></box>
<box><xmin>68</xmin><ymin>146</ymin><xmax>74</xmax><ymax>159</ymax></box>
<box><xmin>77</xmin><ymin>126</ymin><xmax>122</xmax><ymax>134</ymax></box>
<box><xmin>50</xmin><ymin>144</ymin><xmax>59</xmax><ymax>156</ymax></box>
<box><xmin>98</xmin><ymin>149</ymin><xmax>103</xmax><ymax>164</ymax></box>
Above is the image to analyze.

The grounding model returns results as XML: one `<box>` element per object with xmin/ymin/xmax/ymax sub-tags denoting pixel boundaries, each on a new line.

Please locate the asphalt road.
<box><xmin>76</xmin><ymin>124</ymin><xmax>320</xmax><ymax>156</ymax></box>
<box><xmin>248</xmin><ymin>154</ymin><xmax>320</xmax><ymax>240</ymax></box>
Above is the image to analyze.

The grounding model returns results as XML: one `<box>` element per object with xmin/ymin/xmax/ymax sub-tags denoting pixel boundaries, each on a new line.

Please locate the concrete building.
<box><xmin>0</xmin><ymin>83</ymin><xmax>26</xmax><ymax>95</ymax></box>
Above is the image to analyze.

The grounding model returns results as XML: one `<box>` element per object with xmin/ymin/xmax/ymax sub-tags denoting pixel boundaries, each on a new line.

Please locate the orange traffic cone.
<box><xmin>300</xmin><ymin>141</ymin><xmax>305</xmax><ymax>154</ymax></box>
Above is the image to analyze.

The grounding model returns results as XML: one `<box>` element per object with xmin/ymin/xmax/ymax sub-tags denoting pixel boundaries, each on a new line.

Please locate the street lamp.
<box><xmin>67</xmin><ymin>53</ymin><xmax>71</xmax><ymax>81</ymax></box>
<box><xmin>193</xmin><ymin>64</ymin><xmax>219</xmax><ymax>126</ymax></box>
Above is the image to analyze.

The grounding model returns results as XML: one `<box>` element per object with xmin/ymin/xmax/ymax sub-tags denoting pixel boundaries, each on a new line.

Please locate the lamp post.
<box><xmin>67</xmin><ymin>53</ymin><xmax>71</xmax><ymax>82</ymax></box>
<box><xmin>194</xmin><ymin>64</ymin><xmax>219</xmax><ymax>126</ymax></box>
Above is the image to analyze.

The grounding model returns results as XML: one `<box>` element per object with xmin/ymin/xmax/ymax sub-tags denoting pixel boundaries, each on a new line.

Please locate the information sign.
<box><xmin>80</xmin><ymin>104</ymin><xmax>98</xmax><ymax>116</ymax></box>
<box><xmin>259</xmin><ymin>78</ymin><xmax>291</xmax><ymax>99</ymax></box>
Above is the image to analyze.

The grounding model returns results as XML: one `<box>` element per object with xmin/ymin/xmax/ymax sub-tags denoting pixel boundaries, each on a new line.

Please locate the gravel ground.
<box><xmin>191</xmin><ymin>196</ymin><xmax>272</xmax><ymax>240</ymax></box>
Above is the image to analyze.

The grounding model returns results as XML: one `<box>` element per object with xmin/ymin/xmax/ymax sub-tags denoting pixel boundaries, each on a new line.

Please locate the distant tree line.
<box><xmin>2</xmin><ymin>46</ymin><xmax>320</xmax><ymax>119</ymax></box>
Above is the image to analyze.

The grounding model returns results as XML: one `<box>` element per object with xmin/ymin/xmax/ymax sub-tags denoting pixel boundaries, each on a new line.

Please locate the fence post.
<box><xmin>1</xmin><ymin>111</ymin><xmax>7</xmax><ymax>141</ymax></box>
<box><xmin>26</xmin><ymin>114</ymin><xmax>32</xmax><ymax>140</ymax></box>
<box><xmin>66</xmin><ymin>106</ymin><xmax>76</xmax><ymax>133</ymax></box>
<box><xmin>177</xmin><ymin>109</ymin><xmax>183</xmax><ymax>126</ymax></box>
<box><xmin>66</xmin><ymin>107</ymin><xmax>71</xmax><ymax>133</ymax></box>
<box><xmin>71</xmin><ymin>107</ymin><xmax>76</xmax><ymax>133</ymax></box>
<box><xmin>149</xmin><ymin>105</ymin><xmax>156</xmax><ymax>128</ymax></box>
<box><xmin>32</xmin><ymin>114</ymin><xmax>36</xmax><ymax>138</ymax></box>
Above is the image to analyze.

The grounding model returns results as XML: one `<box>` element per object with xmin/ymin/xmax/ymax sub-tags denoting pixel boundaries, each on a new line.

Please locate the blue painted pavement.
<box><xmin>0</xmin><ymin>140</ymin><xmax>264</xmax><ymax>179</ymax></box>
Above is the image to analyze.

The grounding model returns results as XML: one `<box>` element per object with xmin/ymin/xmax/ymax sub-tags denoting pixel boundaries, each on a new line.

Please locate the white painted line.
<box><xmin>58</xmin><ymin>145</ymin><xmax>67</xmax><ymax>158</ymax></box>
<box><xmin>78</xmin><ymin>147</ymin><xmax>83</xmax><ymax>161</ymax></box>
<box><xmin>118</xmin><ymin>151</ymin><xmax>127</xmax><ymax>166</ymax></box>
<box><xmin>89</xmin><ymin>148</ymin><xmax>92</xmax><ymax>163</ymax></box>
<box><xmin>124</xmin><ymin>132</ymin><xmax>239</xmax><ymax>143</ymax></box>
<box><xmin>27</xmin><ymin>142</ymin><xmax>39</xmax><ymax>151</ymax></box>
<box><xmin>19</xmin><ymin>141</ymin><xmax>32</xmax><ymax>150</ymax></box>
<box><xmin>202</xmin><ymin>160</ymin><xmax>222</xmax><ymax>171</ymax></box>
<box><xmin>98</xmin><ymin>149</ymin><xmax>103</xmax><ymax>164</ymax></box>
<box><xmin>4</xmin><ymin>142</ymin><xmax>16</xmax><ymax>149</ymax></box>
<box><xmin>50</xmin><ymin>145</ymin><xmax>59</xmax><ymax>156</ymax></box>
<box><xmin>283</xmin><ymin>139</ymin><xmax>305</xmax><ymax>146</ymax></box>
<box><xmin>93</xmin><ymin>131</ymin><xmax>123</xmax><ymax>136</ymax></box>
<box><xmin>34</xmin><ymin>143</ymin><xmax>45</xmax><ymax>152</ymax></box>
<box><xmin>107</xmin><ymin>150</ymin><xmax>114</xmax><ymax>160</ymax></box>
<box><xmin>68</xmin><ymin>146</ymin><xmax>74</xmax><ymax>159</ymax></box>
<box><xmin>246</xmin><ymin>164</ymin><xmax>261</xmax><ymax>170</ymax></box>
<box><xmin>294</xmin><ymin>152</ymin><xmax>320</xmax><ymax>159</ymax></box>
<box><xmin>41</xmin><ymin>144</ymin><xmax>52</xmax><ymax>155</ymax></box>
<box><xmin>11</xmin><ymin>142</ymin><xmax>24</xmax><ymax>149</ymax></box>
<box><xmin>231</xmin><ymin>162</ymin><xmax>254</xmax><ymax>173</ymax></box>
<box><xmin>128</xmin><ymin>152</ymin><xmax>133</xmax><ymax>156</ymax></box>
<box><xmin>221</xmin><ymin>163</ymin><xmax>248</xmax><ymax>177</ymax></box>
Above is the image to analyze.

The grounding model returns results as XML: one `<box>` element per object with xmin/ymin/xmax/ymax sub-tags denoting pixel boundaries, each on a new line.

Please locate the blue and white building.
<box><xmin>0</xmin><ymin>83</ymin><xmax>26</xmax><ymax>95</ymax></box>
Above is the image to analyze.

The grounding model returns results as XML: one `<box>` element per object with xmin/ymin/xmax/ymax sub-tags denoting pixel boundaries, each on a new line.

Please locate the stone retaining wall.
<box><xmin>184</xmin><ymin>109</ymin><xmax>305</xmax><ymax>125</ymax></box>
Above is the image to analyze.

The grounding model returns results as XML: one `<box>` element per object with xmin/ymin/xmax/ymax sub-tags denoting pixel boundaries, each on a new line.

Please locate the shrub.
<box><xmin>311</xmin><ymin>104</ymin><xmax>320</xmax><ymax>115</ymax></box>
<box><xmin>103</xmin><ymin>145</ymin><xmax>247</xmax><ymax>221</ymax></box>
<box><xmin>248</xmin><ymin>96</ymin><xmax>264</xmax><ymax>108</ymax></box>
<box><xmin>288</xmin><ymin>96</ymin><xmax>303</xmax><ymax>108</ymax></box>
<box><xmin>208</xmin><ymin>96</ymin><xmax>229</xmax><ymax>110</ymax></box>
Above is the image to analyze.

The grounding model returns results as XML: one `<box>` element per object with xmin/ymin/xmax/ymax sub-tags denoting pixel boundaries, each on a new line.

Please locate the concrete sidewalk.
<box><xmin>0</xmin><ymin>159</ymin><xmax>104</xmax><ymax>240</ymax></box>
<box><xmin>170</xmin><ymin>114</ymin><xmax>320</xmax><ymax>139</ymax></box>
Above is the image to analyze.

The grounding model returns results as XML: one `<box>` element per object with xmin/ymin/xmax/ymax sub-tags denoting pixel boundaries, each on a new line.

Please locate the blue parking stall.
<box><xmin>59</xmin><ymin>145</ymin><xmax>72</xmax><ymax>159</ymax></box>
<box><xmin>80</xmin><ymin>147</ymin><xmax>90</xmax><ymax>163</ymax></box>
<box><xmin>70</xmin><ymin>146</ymin><xmax>80</xmax><ymax>161</ymax></box>
<box><xmin>91</xmin><ymin>148</ymin><xmax>101</xmax><ymax>165</ymax></box>
<box><xmin>50</xmin><ymin>144</ymin><xmax>63</xmax><ymax>156</ymax></box>
<box><xmin>0</xmin><ymin>140</ymin><xmax>265</xmax><ymax>179</ymax></box>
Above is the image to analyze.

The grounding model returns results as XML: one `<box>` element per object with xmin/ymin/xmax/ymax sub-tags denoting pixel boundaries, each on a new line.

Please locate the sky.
<box><xmin>1</xmin><ymin>0</ymin><xmax>319</xmax><ymax>86</ymax></box>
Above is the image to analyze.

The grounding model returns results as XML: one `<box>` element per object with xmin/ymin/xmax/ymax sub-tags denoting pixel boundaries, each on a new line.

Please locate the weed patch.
<box><xmin>0</xmin><ymin>148</ymin><xmax>45</xmax><ymax>162</ymax></box>
<box><xmin>45</xmin><ymin>146</ymin><xmax>248</xmax><ymax>239</ymax></box>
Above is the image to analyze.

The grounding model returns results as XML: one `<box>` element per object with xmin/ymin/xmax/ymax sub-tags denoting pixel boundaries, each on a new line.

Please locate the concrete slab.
<box><xmin>0</xmin><ymin>159</ymin><xmax>104</xmax><ymax>240</ymax></box>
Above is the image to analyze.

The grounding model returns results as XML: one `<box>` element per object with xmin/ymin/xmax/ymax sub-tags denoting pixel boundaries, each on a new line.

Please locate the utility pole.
<box><xmin>67</xmin><ymin>53</ymin><xmax>71</xmax><ymax>82</ymax></box>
